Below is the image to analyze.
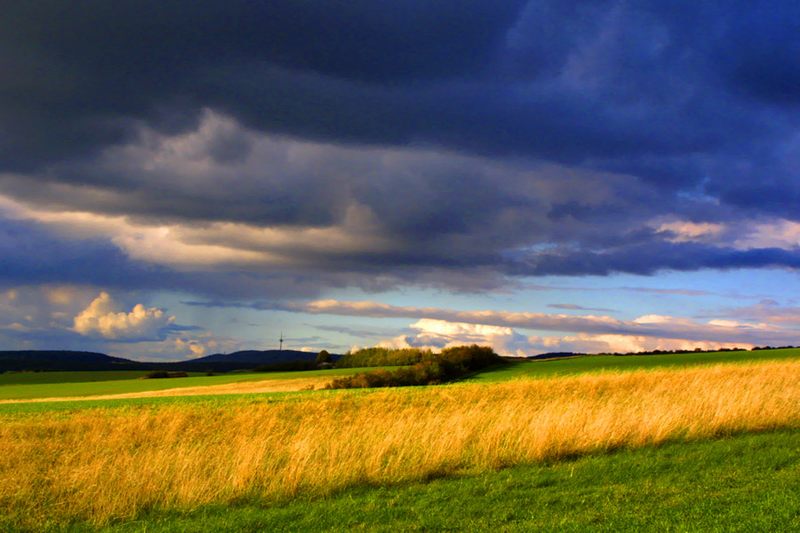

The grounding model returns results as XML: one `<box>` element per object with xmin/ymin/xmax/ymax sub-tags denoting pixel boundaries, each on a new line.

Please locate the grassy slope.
<box><xmin>469</xmin><ymin>347</ymin><xmax>800</xmax><ymax>382</ymax></box>
<box><xmin>0</xmin><ymin>390</ymin><xmax>330</xmax><ymax>416</ymax></box>
<box><xmin>0</xmin><ymin>367</ymin><xmax>378</xmax><ymax>401</ymax></box>
<box><xmin>64</xmin><ymin>429</ymin><xmax>800</xmax><ymax>532</ymax></box>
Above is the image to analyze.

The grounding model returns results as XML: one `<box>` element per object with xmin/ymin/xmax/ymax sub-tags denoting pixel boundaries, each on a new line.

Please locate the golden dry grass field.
<box><xmin>1</xmin><ymin>360</ymin><xmax>799</xmax><ymax>528</ymax></box>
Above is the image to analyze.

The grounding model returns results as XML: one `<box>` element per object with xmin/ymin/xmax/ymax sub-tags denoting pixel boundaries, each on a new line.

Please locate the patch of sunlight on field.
<box><xmin>1</xmin><ymin>359</ymin><xmax>799</xmax><ymax>528</ymax></box>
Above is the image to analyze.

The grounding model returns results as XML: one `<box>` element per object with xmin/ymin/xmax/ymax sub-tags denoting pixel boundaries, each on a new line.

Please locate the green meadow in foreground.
<box><xmin>46</xmin><ymin>429</ymin><xmax>797</xmax><ymax>532</ymax></box>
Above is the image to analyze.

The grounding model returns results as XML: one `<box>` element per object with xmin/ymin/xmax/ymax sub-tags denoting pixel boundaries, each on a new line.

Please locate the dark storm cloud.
<box><xmin>0</xmin><ymin>216</ymin><xmax>416</xmax><ymax>298</ymax></box>
<box><xmin>1</xmin><ymin>1</ymin><xmax>800</xmax><ymax>294</ymax></box>
<box><xmin>2</xmin><ymin>1</ymin><xmax>796</xmax><ymax>175</ymax></box>
<box><xmin>508</xmin><ymin>243</ymin><xmax>800</xmax><ymax>277</ymax></box>
<box><xmin>0</xmin><ymin>0</ymin><xmax>524</xmax><ymax>168</ymax></box>
<box><xmin>0</xmin><ymin>218</ymin><xmax>173</xmax><ymax>288</ymax></box>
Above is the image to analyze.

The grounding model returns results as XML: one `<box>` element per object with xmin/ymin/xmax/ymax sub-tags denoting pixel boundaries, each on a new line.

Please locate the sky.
<box><xmin>1</xmin><ymin>1</ymin><xmax>800</xmax><ymax>359</ymax></box>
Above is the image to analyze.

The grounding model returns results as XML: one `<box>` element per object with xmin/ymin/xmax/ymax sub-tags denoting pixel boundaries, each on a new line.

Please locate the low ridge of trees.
<box><xmin>141</xmin><ymin>371</ymin><xmax>188</xmax><ymax>379</ymax></box>
<box><xmin>325</xmin><ymin>345</ymin><xmax>502</xmax><ymax>389</ymax></box>
<box><xmin>335</xmin><ymin>347</ymin><xmax>431</xmax><ymax>368</ymax></box>
<box><xmin>608</xmin><ymin>346</ymin><xmax>800</xmax><ymax>356</ymax></box>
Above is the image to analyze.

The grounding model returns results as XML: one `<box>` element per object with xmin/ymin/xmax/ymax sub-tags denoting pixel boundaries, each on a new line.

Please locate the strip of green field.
<box><xmin>0</xmin><ymin>367</ymin><xmax>376</xmax><ymax>401</ymax></box>
<box><xmin>3</xmin><ymin>348</ymin><xmax>798</xmax><ymax>404</ymax></box>
<box><xmin>0</xmin><ymin>389</ymin><xmax>344</xmax><ymax>416</ymax></box>
<box><xmin>468</xmin><ymin>347</ymin><xmax>800</xmax><ymax>382</ymax></box>
<box><xmin>57</xmin><ymin>429</ymin><xmax>797</xmax><ymax>532</ymax></box>
<box><xmin>0</xmin><ymin>370</ymin><xmax>183</xmax><ymax>385</ymax></box>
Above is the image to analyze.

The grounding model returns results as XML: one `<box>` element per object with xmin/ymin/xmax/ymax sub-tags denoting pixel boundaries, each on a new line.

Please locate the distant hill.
<box><xmin>191</xmin><ymin>349</ymin><xmax>319</xmax><ymax>364</ymax></box>
<box><xmin>0</xmin><ymin>350</ymin><xmax>136</xmax><ymax>371</ymax></box>
<box><xmin>0</xmin><ymin>349</ymin><xmax>339</xmax><ymax>372</ymax></box>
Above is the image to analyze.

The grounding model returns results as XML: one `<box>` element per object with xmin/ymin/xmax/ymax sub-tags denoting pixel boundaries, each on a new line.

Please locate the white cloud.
<box><xmin>0</xmin><ymin>285</ymin><xmax>99</xmax><ymax>335</ymax></box>
<box><xmin>292</xmin><ymin>298</ymin><xmax>800</xmax><ymax>348</ymax></box>
<box><xmin>733</xmin><ymin>219</ymin><xmax>800</xmax><ymax>250</ymax></box>
<box><xmin>371</xmin><ymin>317</ymin><xmax>755</xmax><ymax>357</ymax></box>
<box><xmin>73</xmin><ymin>292</ymin><xmax>175</xmax><ymax>340</ymax></box>
<box><xmin>44</xmin><ymin>286</ymin><xmax>81</xmax><ymax>306</ymax></box>
<box><xmin>531</xmin><ymin>333</ymin><xmax>752</xmax><ymax>354</ymax></box>
<box><xmin>375</xmin><ymin>318</ymin><xmax>532</xmax><ymax>356</ymax></box>
<box><xmin>174</xmin><ymin>337</ymin><xmax>208</xmax><ymax>357</ymax></box>
<box><xmin>0</xmin><ymin>193</ymin><xmax>389</xmax><ymax>271</ymax></box>
<box><xmin>655</xmin><ymin>220</ymin><xmax>725</xmax><ymax>243</ymax></box>
<box><xmin>651</xmin><ymin>217</ymin><xmax>800</xmax><ymax>252</ymax></box>
<box><xmin>300</xmin><ymin>299</ymin><xmax>623</xmax><ymax>333</ymax></box>
<box><xmin>412</xmin><ymin>318</ymin><xmax>515</xmax><ymax>338</ymax></box>
<box><xmin>0</xmin><ymin>285</ymin><xmax>241</xmax><ymax>361</ymax></box>
<box><xmin>653</xmin><ymin>217</ymin><xmax>800</xmax><ymax>251</ymax></box>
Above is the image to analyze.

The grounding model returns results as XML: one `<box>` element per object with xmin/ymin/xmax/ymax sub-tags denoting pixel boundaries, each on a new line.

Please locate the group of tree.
<box><xmin>333</xmin><ymin>347</ymin><xmax>430</xmax><ymax>368</ymax></box>
<box><xmin>325</xmin><ymin>345</ymin><xmax>502</xmax><ymax>389</ymax></box>
<box><xmin>608</xmin><ymin>345</ymin><xmax>799</xmax><ymax>356</ymax></box>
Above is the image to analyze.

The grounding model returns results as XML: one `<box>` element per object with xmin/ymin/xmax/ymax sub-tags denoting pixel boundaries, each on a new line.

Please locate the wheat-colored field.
<box><xmin>2</xmin><ymin>360</ymin><xmax>799</xmax><ymax>527</ymax></box>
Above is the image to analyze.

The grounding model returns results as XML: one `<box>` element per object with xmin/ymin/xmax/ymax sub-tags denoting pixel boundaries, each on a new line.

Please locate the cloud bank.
<box><xmin>1</xmin><ymin>2</ymin><xmax>800</xmax><ymax>355</ymax></box>
<box><xmin>0</xmin><ymin>2</ymin><xmax>798</xmax><ymax>300</ymax></box>
<box><xmin>285</xmin><ymin>299</ymin><xmax>800</xmax><ymax>352</ymax></box>
<box><xmin>73</xmin><ymin>292</ymin><xmax>175</xmax><ymax>341</ymax></box>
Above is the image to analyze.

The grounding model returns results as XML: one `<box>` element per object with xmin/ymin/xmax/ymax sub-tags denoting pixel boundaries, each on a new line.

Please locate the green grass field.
<box><xmin>34</xmin><ymin>429</ymin><xmax>794</xmax><ymax>532</ymax></box>
<box><xmin>0</xmin><ymin>391</ymin><xmax>301</xmax><ymax>416</ymax></box>
<box><xmin>0</xmin><ymin>371</ymin><xmax>261</xmax><ymax>400</ymax></box>
<box><xmin>2</xmin><ymin>348</ymin><xmax>798</xmax><ymax>405</ymax></box>
<box><xmin>0</xmin><ymin>367</ymin><xmax>381</xmax><ymax>401</ymax></box>
<box><xmin>0</xmin><ymin>370</ymin><xmax>157</xmax><ymax>385</ymax></box>
<box><xmin>468</xmin><ymin>347</ymin><xmax>800</xmax><ymax>382</ymax></box>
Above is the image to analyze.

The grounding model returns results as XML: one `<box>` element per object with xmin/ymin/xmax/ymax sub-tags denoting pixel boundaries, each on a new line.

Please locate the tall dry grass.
<box><xmin>1</xmin><ymin>361</ymin><xmax>799</xmax><ymax>527</ymax></box>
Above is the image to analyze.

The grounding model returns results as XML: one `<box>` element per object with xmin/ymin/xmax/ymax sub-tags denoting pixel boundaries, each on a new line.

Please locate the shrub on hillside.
<box><xmin>335</xmin><ymin>347</ymin><xmax>430</xmax><ymax>368</ymax></box>
<box><xmin>141</xmin><ymin>371</ymin><xmax>188</xmax><ymax>379</ymax></box>
<box><xmin>435</xmin><ymin>345</ymin><xmax>498</xmax><ymax>376</ymax></box>
<box><xmin>315</xmin><ymin>350</ymin><xmax>332</xmax><ymax>365</ymax></box>
<box><xmin>326</xmin><ymin>345</ymin><xmax>502</xmax><ymax>389</ymax></box>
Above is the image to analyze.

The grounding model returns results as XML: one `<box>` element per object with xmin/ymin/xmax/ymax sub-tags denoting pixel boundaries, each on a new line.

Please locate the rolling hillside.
<box><xmin>0</xmin><ymin>349</ymin><xmax>338</xmax><ymax>372</ymax></box>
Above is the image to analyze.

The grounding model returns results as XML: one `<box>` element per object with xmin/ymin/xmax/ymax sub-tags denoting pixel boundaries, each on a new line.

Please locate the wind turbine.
<box><xmin>279</xmin><ymin>331</ymin><xmax>284</xmax><ymax>352</ymax></box>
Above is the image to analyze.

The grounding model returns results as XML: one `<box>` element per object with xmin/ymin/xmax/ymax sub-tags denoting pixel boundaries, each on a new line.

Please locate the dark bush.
<box><xmin>142</xmin><ymin>371</ymin><xmax>188</xmax><ymax>379</ymax></box>
<box><xmin>316</xmin><ymin>350</ymin><xmax>332</xmax><ymax>365</ymax></box>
